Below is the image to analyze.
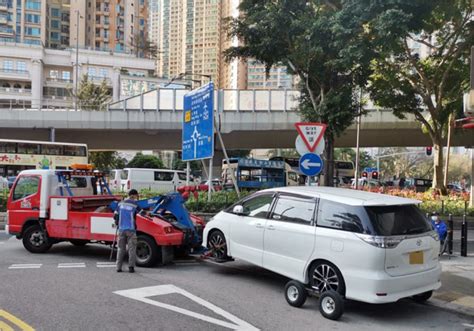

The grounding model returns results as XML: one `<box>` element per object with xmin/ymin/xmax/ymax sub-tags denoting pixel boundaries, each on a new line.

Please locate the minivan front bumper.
<box><xmin>346</xmin><ymin>263</ymin><xmax>442</xmax><ymax>304</ymax></box>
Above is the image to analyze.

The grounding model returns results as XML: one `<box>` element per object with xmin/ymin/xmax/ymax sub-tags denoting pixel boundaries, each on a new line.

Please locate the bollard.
<box><xmin>448</xmin><ymin>214</ymin><xmax>453</xmax><ymax>255</ymax></box>
<box><xmin>461</xmin><ymin>214</ymin><xmax>468</xmax><ymax>257</ymax></box>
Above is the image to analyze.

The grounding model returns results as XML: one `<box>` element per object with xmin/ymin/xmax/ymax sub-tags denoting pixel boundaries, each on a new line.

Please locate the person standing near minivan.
<box><xmin>114</xmin><ymin>189</ymin><xmax>141</xmax><ymax>273</ymax></box>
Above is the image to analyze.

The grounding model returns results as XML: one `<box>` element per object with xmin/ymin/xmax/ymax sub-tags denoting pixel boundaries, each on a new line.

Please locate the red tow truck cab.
<box><xmin>6</xmin><ymin>169</ymin><xmax>204</xmax><ymax>267</ymax></box>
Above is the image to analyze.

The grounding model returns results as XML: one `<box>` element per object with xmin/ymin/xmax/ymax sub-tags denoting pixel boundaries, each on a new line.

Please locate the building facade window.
<box><xmin>24</xmin><ymin>27</ymin><xmax>41</xmax><ymax>36</ymax></box>
<box><xmin>62</xmin><ymin>71</ymin><xmax>70</xmax><ymax>81</ymax></box>
<box><xmin>25</xmin><ymin>14</ymin><xmax>40</xmax><ymax>24</ymax></box>
<box><xmin>50</xmin><ymin>32</ymin><xmax>60</xmax><ymax>40</ymax></box>
<box><xmin>87</xmin><ymin>67</ymin><xmax>96</xmax><ymax>77</ymax></box>
<box><xmin>25</xmin><ymin>0</ymin><xmax>41</xmax><ymax>10</ymax></box>
<box><xmin>16</xmin><ymin>61</ymin><xmax>26</xmax><ymax>72</ymax></box>
<box><xmin>51</xmin><ymin>8</ymin><xmax>60</xmax><ymax>17</ymax></box>
<box><xmin>51</xmin><ymin>20</ymin><xmax>60</xmax><ymax>29</ymax></box>
<box><xmin>3</xmin><ymin>60</ymin><xmax>13</xmax><ymax>71</ymax></box>
<box><xmin>98</xmin><ymin>68</ymin><xmax>108</xmax><ymax>77</ymax></box>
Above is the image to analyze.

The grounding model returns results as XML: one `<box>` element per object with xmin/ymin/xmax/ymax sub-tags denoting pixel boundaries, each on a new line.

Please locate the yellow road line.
<box><xmin>0</xmin><ymin>310</ymin><xmax>34</xmax><ymax>331</ymax></box>
<box><xmin>0</xmin><ymin>321</ymin><xmax>14</xmax><ymax>331</ymax></box>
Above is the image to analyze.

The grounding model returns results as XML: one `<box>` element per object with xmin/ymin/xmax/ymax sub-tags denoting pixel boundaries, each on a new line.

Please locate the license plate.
<box><xmin>409</xmin><ymin>251</ymin><xmax>424</xmax><ymax>264</ymax></box>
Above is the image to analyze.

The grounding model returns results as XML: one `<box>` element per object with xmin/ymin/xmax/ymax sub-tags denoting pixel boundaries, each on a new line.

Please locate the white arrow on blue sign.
<box><xmin>299</xmin><ymin>153</ymin><xmax>324</xmax><ymax>176</ymax></box>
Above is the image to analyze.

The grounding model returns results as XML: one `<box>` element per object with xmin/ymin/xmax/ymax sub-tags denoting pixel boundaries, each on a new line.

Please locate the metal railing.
<box><xmin>0</xmin><ymin>87</ymin><xmax>31</xmax><ymax>94</ymax></box>
<box><xmin>0</xmin><ymin>98</ymin><xmax>109</xmax><ymax>111</ymax></box>
<box><xmin>0</xmin><ymin>68</ymin><xmax>28</xmax><ymax>75</ymax></box>
<box><xmin>108</xmin><ymin>88</ymin><xmax>302</xmax><ymax>112</ymax></box>
<box><xmin>45</xmin><ymin>77</ymin><xmax>73</xmax><ymax>83</ymax></box>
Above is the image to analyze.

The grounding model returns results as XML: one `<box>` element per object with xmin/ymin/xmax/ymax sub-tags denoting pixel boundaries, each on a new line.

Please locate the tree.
<box><xmin>365</xmin><ymin>0</ymin><xmax>473</xmax><ymax>193</ymax></box>
<box><xmin>89</xmin><ymin>151</ymin><xmax>127</xmax><ymax>171</ymax></box>
<box><xmin>130</xmin><ymin>32</ymin><xmax>158</xmax><ymax>59</ymax></box>
<box><xmin>73</xmin><ymin>74</ymin><xmax>111</xmax><ymax>111</ymax></box>
<box><xmin>127</xmin><ymin>153</ymin><xmax>164</xmax><ymax>169</ymax></box>
<box><xmin>334</xmin><ymin>148</ymin><xmax>374</xmax><ymax>170</ymax></box>
<box><xmin>376</xmin><ymin>148</ymin><xmax>433</xmax><ymax>181</ymax></box>
<box><xmin>227</xmin><ymin>150</ymin><xmax>251</xmax><ymax>158</ymax></box>
<box><xmin>267</xmin><ymin>149</ymin><xmax>300</xmax><ymax>159</ymax></box>
<box><xmin>225</xmin><ymin>0</ymin><xmax>375</xmax><ymax>186</ymax></box>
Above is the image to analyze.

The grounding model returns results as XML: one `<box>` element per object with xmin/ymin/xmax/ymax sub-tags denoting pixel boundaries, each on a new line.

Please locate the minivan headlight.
<box><xmin>355</xmin><ymin>234</ymin><xmax>404</xmax><ymax>249</ymax></box>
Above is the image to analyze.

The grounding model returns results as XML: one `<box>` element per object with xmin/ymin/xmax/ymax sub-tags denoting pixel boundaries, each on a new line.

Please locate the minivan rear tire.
<box><xmin>412</xmin><ymin>290</ymin><xmax>433</xmax><ymax>303</ymax></box>
<box><xmin>309</xmin><ymin>261</ymin><xmax>345</xmax><ymax>296</ymax></box>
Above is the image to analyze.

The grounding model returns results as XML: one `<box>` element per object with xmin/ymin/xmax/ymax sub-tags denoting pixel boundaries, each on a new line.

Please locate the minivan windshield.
<box><xmin>365</xmin><ymin>205</ymin><xmax>431</xmax><ymax>236</ymax></box>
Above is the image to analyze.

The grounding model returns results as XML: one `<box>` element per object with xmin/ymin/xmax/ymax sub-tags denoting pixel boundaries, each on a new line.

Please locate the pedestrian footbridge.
<box><xmin>0</xmin><ymin>88</ymin><xmax>472</xmax><ymax>150</ymax></box>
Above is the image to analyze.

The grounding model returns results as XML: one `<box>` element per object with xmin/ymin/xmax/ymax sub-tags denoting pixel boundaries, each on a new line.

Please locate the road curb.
<box><xmin>428</xmin><ymin>297</ymin><xmax>474</xmax><ymax>318</ymax></box>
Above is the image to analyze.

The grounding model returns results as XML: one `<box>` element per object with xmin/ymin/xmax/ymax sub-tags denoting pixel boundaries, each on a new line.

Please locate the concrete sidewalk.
<box><xmin>431</xmin><ymin>254</ymin><xmax>474</xmax><ymax>317</ymax></box>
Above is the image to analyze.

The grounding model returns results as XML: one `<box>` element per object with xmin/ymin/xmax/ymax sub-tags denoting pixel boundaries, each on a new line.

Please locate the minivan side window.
<box><xmin>317</xmin><ymin>200</ymin><xmax>365</xmax><ymax>233</ymax></box>
<box><xmin>154</xmin><ymin>171</ymin><xmax>173</xmax><ymax>181</ymax></box>
<box><xmin>236</xmin><ymin>194</ymin><xmax>274</xmax><ymax>218</ymax></box>
<box><xmin>13</xmin><ymin>176</ymin><xmax>40</xmax><ymax>200</ymax></box>
<box><xmin>177</xmin><ymin>172</ymin><xmax>186</xmax><ymax>180</ymax></box>
<box><xmin>271</xmin><ymin>195</ymin><xmax>315</xmax><ymax>225</ymax></box>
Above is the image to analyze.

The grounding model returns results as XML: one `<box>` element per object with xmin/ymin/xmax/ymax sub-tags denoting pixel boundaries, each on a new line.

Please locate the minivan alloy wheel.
<box><xmin>312</xmin><ymin>264</ymin><xmax>340</xmax><ymax>293</ymax></box>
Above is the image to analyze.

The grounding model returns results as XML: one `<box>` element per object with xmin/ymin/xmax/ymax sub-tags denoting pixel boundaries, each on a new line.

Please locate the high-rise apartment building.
<box><xmin>46</xmin><ymin>0</ymin><xmax>70</xmax><ymax>49</ymax></box>
<box><xmin>0</xmin><ymin>0</ymin><xmax>47</xmax><ymax>45</ymax></box>
<box><xmin>158</xmin><ymin>0</ymin><xmax>241</xmax><ymax>88</ymax></box>
<box><xmin>70</xmin><ymin>0</ymin><xmax>148</xmax><ymax>55</ymax></box>
<box><xmin>247</xmin><ymin>60</ymin><xmax>296</xmax><ymax>89</ymax></box>
<box><xmin>148</xmin><ymin>0</ymin><xmax>160</xmax><ymax>56</ymax></box>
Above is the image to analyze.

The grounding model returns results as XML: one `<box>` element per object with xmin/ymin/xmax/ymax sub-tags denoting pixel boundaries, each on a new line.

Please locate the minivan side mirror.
<box><xmin>233</xmin><ymin>205</ymin><xmax>244</xmax><ymax>215</ymax></box>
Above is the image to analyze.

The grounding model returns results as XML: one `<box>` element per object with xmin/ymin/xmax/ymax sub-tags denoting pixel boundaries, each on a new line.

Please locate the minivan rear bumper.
<box><xmin>346</xmin><ymin>263</ymin><xmax>442</xmax><ymax>304</ymax></box>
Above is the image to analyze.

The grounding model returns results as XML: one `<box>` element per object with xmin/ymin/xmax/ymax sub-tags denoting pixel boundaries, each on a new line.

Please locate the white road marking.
<box><xmin>58</xmin><ymin>263</ymin><xmax>86</xmax><ymax>268</ymax></box>
<box><xmin>114</xmin><ymin>284</ymin><xmax>259</xmax><ymax>330</ymax></box>
<box><xmin>8</xmin><ymin>264</ymin><xmax>42</xmax><ymax>269</ymax></box>
<box><xmin>97</xmin><ymin>262</ymin><xmax>116</xmax><ymax>268</ymax></box>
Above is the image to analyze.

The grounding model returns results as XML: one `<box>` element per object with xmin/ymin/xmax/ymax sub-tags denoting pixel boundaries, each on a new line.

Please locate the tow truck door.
<box><xmin>8</xmin><ymin>175</ymin><xmax>42</xmax><ymax>231</ymax></box>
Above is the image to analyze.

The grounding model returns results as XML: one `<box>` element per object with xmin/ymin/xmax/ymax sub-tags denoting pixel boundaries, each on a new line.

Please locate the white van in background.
<box><xmin>109</xmin><ymin>169</ymin><xmax>123</xmax><ymax>191</ymax></box>
<box><xmin>120</xmin><ymin>168</ymin><xmax>187</xmax><ymax>192</ymax></box>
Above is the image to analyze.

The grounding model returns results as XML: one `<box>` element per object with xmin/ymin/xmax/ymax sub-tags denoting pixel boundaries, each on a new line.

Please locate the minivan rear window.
<box><xmin>365</xmin><ymin>205</ymin><xmax>431</xmax><ymax>236</ymax></box>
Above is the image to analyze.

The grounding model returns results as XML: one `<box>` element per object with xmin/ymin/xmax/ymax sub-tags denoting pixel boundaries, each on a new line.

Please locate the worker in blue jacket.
<box><xmin>114</xmin><ymin>189</ymin><xmax>141</xmax><ymax>273</ymax></box>
<box><xmin>431</xmin><ymin>212</ymin><xmax>447</xmax><ymax>242</ymax></box>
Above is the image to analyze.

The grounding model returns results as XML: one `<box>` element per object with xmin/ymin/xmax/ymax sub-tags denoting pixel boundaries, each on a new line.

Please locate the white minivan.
<box><xmin>120</xmin><ymin>168</ymin><xmax>186</xmax><ymax>192</ymax></box>
<box><xmin>203</xmin><ymin>186</ymin><xmax>441</xmax><ymax>312</ymax></box>
<box><xmin>109</xmin><ymin>169</ymin><xmax>123</xmax><ymax>191</ymax></box>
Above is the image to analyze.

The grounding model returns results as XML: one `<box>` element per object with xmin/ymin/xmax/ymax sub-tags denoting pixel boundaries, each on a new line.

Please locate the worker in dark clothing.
<box><xmin>114</xmin><ymin>189</ymin><xmax>141</xmax><ymax>273</ymax></box>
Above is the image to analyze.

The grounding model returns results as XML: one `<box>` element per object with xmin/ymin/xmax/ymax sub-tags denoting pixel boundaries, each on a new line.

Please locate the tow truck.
<box><xmin>6</xmin><ymin>165</ymin><xmax>205</xmax><ymax>267</ymax></box>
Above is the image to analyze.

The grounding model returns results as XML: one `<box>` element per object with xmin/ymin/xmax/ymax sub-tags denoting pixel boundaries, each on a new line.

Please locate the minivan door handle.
<box><xmin>267</xmin><ymin>225</ymin><xmax>275</xmax><ymax>230</ymax></box>
<box><xmin>255</xmin><ymin>223</ymin><xmax>264</xmax><ymax>229</ymax></box>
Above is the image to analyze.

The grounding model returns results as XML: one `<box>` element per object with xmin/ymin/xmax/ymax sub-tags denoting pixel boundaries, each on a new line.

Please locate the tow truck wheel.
<box><xmin>70</xmin><ymin>240</ymin><xmax>89</xmax><ymax>246</ymax></box>
<box><xmin>284</xmin><ymin>280</ymin><xmax>307</xmax><ymax>307</ymax></box>
<box><xmin>318</xmin><ymin>290</ymin><xmax>344</xmax><ymax>320</ymax></box>
<box><xmin>23</xmin><ymin>224</ymin><xmax>52</xmax><ymax>253</ymax></box>
<box><xmin>136</xmin><ymin>235</ymin><xmax>159</xmax><ymax>267</ymax></box>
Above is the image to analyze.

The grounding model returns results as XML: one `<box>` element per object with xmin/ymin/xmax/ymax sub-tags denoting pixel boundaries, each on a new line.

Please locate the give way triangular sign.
<box><xmin>295</xmin><ymin>122</ymin><xmax>327</xmax><ymax>153</ymax></box>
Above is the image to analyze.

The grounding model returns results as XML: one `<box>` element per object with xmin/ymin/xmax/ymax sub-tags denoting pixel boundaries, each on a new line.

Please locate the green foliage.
<box><xmin>334</xmin><ymin>148</ymin><xmax>374</xmax><ymax>170</ymax></box>
<box><xmin>0</xmin><ymin>189</ymin><xmax>8</xmax><ymax>212</ymax></box>
<box><xmin>89</xmin><ymin>151</ymin><xmax>127</xmax><ymax>172</ymax></box>
<box><xmin>225</xmin><ymin>0</ymin><xmax>376</xmax><ymax>185</ymax></box>
<box><xmin>227</xmin><ymin>150</ymin><xmax>251</xmax><ymax>158</ymax></box>
<box><xmin>73</xmin><ymin>74</ymin><xmax>111</xmax><ymax>111</ymax></box>
<box><xmin>365</xmin><ymin>0</ymin><xmax>473</xmax><ymax>191</ymax></box>
<box><xmin>267</xmin><ymin>149</ymin><xmax>299</xmax><ymax>159</ymax></box>
<box><xmin>172</xmin><ymin>158</ymin><xmax>201</xmax><ymax>171</ymax></box>
<box><xmin>185</xmin><ymin>191</ymin><xmax>252</xmax><ymax>213</ymax></box>
<box><xmin>127</xmin><ymin>153</ymin><xmax>164</xmax><ymax>169</ymax></box>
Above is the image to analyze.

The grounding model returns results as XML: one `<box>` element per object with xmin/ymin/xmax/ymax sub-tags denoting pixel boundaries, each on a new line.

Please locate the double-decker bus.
<box><xmin>0</xmin><ymin>139</ymin><xmax>88</xmax><ymax>176</ymax></box>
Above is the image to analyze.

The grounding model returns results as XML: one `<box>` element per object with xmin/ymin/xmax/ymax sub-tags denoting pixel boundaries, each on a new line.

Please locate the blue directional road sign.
<box><xmin>299</xmin><ymin>153</ymin><xmax>324</xmax><ymax>176</ymax></box>
<box><xmin>182</xmin><ymin>82</ymin><xmax>214</xmax><ymax>161</ymax></box>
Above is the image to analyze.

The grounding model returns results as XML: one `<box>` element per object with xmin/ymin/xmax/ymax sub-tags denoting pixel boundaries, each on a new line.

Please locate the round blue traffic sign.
<box><xmin>299</xmin><ymin>153</ymin><xmax>324</xmax><ymax>176</ymax></box>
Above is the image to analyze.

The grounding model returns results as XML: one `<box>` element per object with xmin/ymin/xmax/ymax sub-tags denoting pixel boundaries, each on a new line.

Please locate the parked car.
<box><xmin>447</xmin><ymin>183</ymin><xmax>465</xmax><ymax>194</ymax></box>
<box><xmin>203</xmin><ymin>186</ymin><xmax>441</xmax><ymax>309</ymax></box>
<box><xmin>120</xmin><ymin>168</ymin><xmax>186</xmax><ymax>192</ymax></box>
<box><xmin>198</xmin><ymin>179</ymin><xmax>223</xmax><ymax>191</ymax></box>
<box><xmin>108</xmin><ymin>169</ymin><xmax>122</xmax><ymax>191</ymax></box>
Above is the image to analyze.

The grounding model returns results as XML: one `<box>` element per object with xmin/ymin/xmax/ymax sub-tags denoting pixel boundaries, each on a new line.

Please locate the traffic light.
<box><xmin>362</xmin><ymin>171</ymin><xmax>368</xmax><ymax>178</ymax></box>
<box><xmin>372</xmin><ymin>171</ymin><xmax>378</xmax><ymax>180</ymax></box>
<box><xmin>425</xmin><ymin>147</ymin><xmax>432</xmax><ymax>156</ymax></box>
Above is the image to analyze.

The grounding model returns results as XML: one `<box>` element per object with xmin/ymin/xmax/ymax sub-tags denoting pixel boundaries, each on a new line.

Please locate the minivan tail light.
<box><xmin>355</xmin><ymin>234</ymin><xmax>404</xmax><ymax>249</ymax></box>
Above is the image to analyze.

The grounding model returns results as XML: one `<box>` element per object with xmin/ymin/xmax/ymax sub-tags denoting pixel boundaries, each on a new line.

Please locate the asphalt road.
<box><xmin>1</xmin><ymin>233</ymin><xmax>474</xmax><ymax>331</ymax></box>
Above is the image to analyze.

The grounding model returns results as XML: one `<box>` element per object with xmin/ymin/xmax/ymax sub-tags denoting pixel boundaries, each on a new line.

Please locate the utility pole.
<box><xmin>354</xmin><ymin>88</ymin><xmax>362</xmax><ymax>189</ymax></box>
<box><xmin>74</xmin><ymin>10</ymin><xmax>80</xmax><ymax>112</ymax></box>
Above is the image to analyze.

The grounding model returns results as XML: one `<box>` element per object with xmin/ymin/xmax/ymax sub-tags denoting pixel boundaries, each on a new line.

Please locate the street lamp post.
<box><xmin>74</xmin><ymin>10</ymin><xmax>82</xmax><ymax>112</ymax></box>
